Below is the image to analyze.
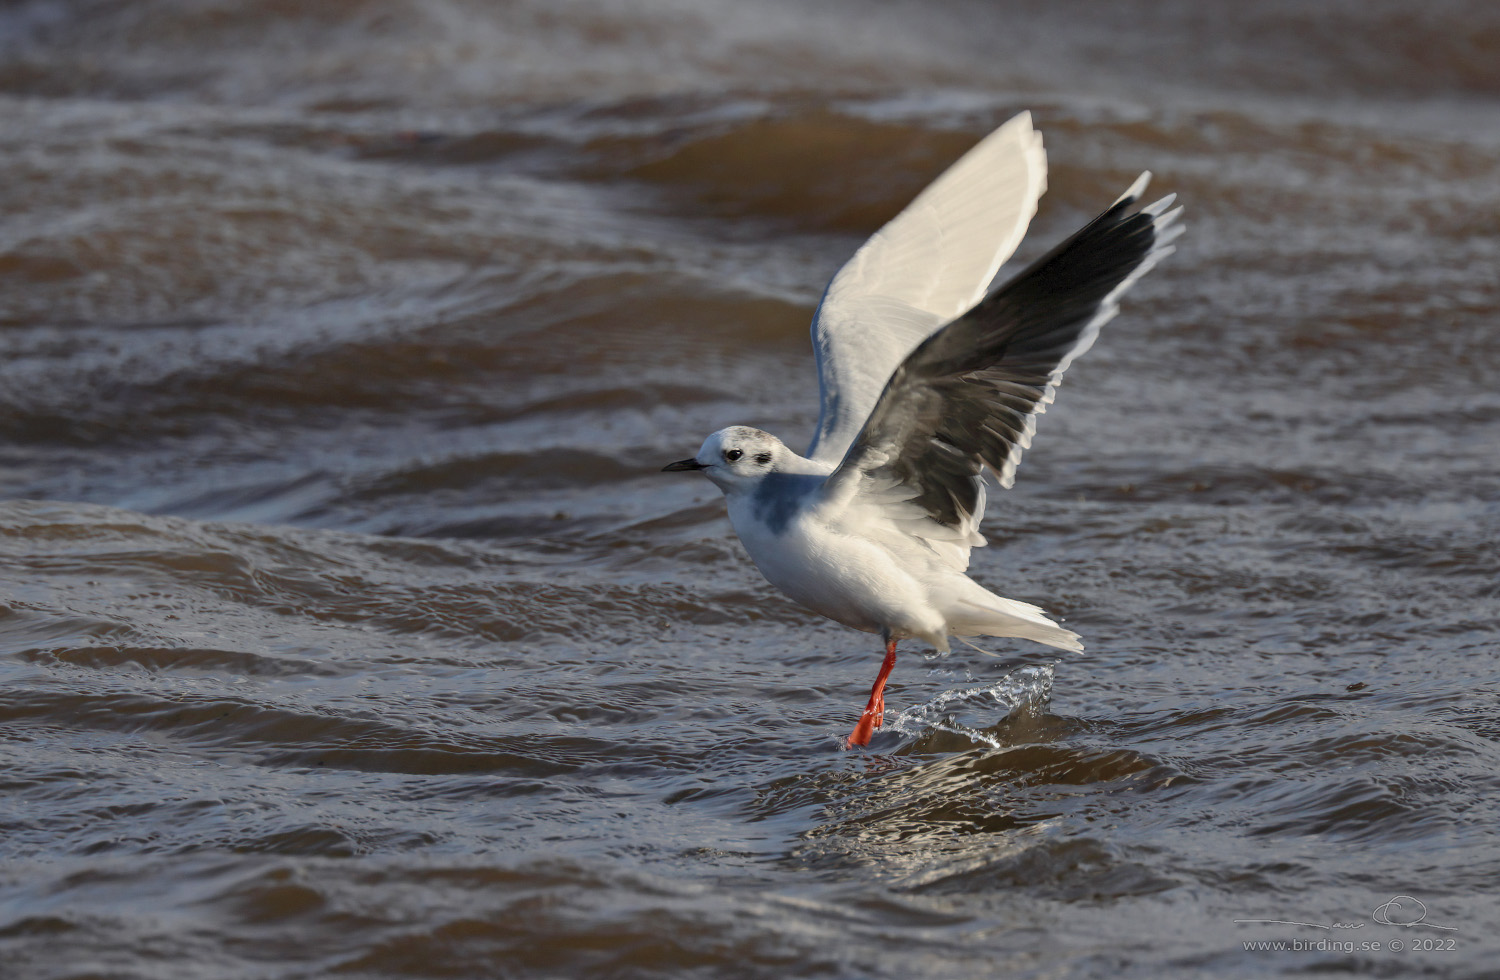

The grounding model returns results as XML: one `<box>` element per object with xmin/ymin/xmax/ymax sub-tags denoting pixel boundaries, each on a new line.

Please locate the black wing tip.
<box><xmin>1113</xmin><ymin>171</ymin><xmax>1153</xmax><ymax>207</ymax></box>
<box><xmin>1103</xmin><ymin>172</ymin><xmax>1185</xmax><ymax>252</ymax></box>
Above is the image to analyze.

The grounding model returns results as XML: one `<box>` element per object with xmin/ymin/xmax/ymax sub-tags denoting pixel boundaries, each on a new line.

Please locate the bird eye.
<box><xmin>754</xmin><ymin>452</ymin><xmax>772</xmax><ymax>465</ymax></box>
<box><xmin>724</xmin><ymin>449</ymin><xmax>743</xmax><ymax>462</ymax></box>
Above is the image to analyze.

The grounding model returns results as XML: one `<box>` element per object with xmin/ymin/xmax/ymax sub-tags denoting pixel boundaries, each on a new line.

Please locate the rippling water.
<box><xmin>3</xmin><ymin>2</ymin><xmax>1499</xmax><ymax>977</ymax></box>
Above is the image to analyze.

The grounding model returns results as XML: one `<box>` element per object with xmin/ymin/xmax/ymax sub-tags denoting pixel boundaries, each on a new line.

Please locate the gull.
<box><xmin>663</xmin><ymin>112</ymin><xmax>1182</xmax><ymax>747</ymax></box>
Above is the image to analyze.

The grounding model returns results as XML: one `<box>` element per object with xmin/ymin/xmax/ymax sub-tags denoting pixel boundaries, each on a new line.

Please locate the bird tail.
<box><xmin>947</xmin><ymin>591</ymin><xmax>1084</xmax><ymax>654</ymax></box>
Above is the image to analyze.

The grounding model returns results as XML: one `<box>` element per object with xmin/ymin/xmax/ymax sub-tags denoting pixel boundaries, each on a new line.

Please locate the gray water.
<box><xmin>2</xmin><ymin>2</ymin><xmax>1499</xmax><ymax>977</ymax></box>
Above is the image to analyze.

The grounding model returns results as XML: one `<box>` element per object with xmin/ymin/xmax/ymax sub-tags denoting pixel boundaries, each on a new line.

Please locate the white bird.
<box><xmin>663</xmin><ymin>112</ymin><xmax>1182</xmax><ymax>747</ymax></box>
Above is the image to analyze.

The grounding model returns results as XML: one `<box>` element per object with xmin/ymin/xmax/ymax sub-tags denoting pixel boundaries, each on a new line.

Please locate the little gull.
<box><xmin>663</xmin><ymin>112</ymin><xmax>1182</xmax><ymax>747</ymax></box>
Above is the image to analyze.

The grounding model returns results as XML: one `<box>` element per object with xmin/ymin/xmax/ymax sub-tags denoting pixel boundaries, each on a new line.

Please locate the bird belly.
<box><xmin>729</xmin><ymin>503</ymin><xmax>948</xmax><ymax>645</ymax></box>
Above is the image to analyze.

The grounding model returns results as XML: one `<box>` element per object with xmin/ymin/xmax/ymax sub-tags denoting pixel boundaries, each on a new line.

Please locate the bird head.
<box><xmin>662</xmin><ymin>426</ymin><xmax>787</xmax><ymax>494</ymax></box>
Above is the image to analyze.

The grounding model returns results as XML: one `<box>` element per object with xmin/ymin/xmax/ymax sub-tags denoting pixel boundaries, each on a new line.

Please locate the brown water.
<box><xmin>3</xmin><ymin>2</ymin><xmax>1500</xmax><ymax>978</ymax></box>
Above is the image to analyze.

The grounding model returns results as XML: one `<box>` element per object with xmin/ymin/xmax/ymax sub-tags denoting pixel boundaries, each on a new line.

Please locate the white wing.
<box><xmin>805</xmin><ymin>111</ymin><xmax>1047</xmax><ymax>465</ymax></box>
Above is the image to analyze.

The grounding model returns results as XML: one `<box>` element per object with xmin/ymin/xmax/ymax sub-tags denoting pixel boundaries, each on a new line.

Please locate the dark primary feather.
<box><xmin>825</xmin><ymin>180</ymin><xmax>1180</xmax><ymax>530</ymax></box>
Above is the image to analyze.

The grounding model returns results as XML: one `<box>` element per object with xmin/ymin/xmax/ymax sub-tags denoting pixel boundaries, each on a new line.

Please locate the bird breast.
<box><xmin>726</xmin><ymin>490</ymin><xmax>947</xmax><ymax>641</ymax></box>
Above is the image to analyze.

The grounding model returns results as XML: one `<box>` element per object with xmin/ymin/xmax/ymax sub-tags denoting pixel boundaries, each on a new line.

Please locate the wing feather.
<box><xmin>806</xmin><ymin>112</ymin><xmax>1047</xmax><ymax>464</ymax></box>
<box><xmin>822</xmin><ymin>176</ymin><xmax>1184</xmax><ymax>549</ymax></box>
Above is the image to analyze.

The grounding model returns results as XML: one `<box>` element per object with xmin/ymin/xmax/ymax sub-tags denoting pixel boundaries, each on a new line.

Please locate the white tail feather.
<box><xmin>949</xmin><ymin>596</ymin><xmax>1084</xmax><ymax>653</ymax></box>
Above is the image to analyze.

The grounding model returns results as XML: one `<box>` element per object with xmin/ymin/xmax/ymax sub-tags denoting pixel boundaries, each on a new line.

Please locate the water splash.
<box><xmin>891</xmin><ymin>663</ymin><xmax>1055</xmax><ymax>748</ymax></box>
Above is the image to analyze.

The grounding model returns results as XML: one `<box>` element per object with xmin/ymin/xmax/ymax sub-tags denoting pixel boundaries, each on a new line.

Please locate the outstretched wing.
<box><xmin>821</xmin><ymin>175</ymin><xmax>1184</xmax><ymax>547</ymax></box>
<box><xmin>805</xmin><ymin>112</ymin><xmax>1047</xmax><ymax>465</ymax></box>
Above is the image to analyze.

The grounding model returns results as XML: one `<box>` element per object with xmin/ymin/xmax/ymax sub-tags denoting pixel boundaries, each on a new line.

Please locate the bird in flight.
<box><xmin>664</xmin><ymin>112</ymin><xmax>1182</xmax><ymax>747</ymax></box>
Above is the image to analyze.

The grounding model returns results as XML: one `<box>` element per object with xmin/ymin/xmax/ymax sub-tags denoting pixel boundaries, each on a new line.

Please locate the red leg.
<box><xmin>847</xmin><ymin>638</ymin><xmax>898</xmax><ymax>748</ymax></box>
